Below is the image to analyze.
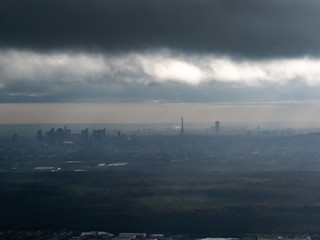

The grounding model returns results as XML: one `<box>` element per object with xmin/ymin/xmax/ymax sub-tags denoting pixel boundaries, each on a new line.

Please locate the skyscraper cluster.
<box><xmin>37</xmin><ymin>127</ymin><xmax>71</xmax><ymax>145</ymax></box>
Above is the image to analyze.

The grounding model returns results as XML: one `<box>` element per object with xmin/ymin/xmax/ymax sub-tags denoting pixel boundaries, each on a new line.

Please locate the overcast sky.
<box><xmin>1</xmin><ymin>0</ymin><xmax>320</xmax><ymax>124</ymax></box>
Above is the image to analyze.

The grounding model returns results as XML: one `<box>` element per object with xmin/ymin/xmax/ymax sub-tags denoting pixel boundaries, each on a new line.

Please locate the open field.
<box><xmin>1</xmin><ymin>171</ymin><xmax>320</xmax><ymax>237</ymax></box>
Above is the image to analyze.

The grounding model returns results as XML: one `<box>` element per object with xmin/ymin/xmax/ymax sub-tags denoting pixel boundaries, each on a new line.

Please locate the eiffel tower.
<box><xmin>180</xmin><ymin>117</ymin><xmax>185</xmax><ymax>135</ymax></box>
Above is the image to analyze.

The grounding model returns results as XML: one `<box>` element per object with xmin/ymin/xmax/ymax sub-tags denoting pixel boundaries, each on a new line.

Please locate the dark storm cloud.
<box><xmin>1</xmin><ymin>0</ymin><xmax>320</xmax><ymax>58</ymax></box>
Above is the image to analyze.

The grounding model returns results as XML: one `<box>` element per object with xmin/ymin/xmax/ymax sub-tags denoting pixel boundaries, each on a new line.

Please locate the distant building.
<box><xmin>80</xmin><ymin>231</ymin><xmax>113</xmax><ymax>238</ymax></box>
<box><xmin>55</xmin><ymin>127</ymin><xmax>71</xmax><ymax>143</ymax></box>
<box><xmin>113</xmin><ymin>233</ymin><xmax>147</xmax><ymax>240</ymax></box>
<box><xmin>37</xmin><ymin>130</ymin><xmax>44</xmax><ymax>142</ymax></box>
<box><xmin>46</xmin><ymin>128</ymin><xmax>56</xmax><ymax>145</ymax></box>
<box><xmin>180</xmin><ymin>118</ymin><xmax>185</xmax><ymax>135</ymax></box>
<box><xmin>45</xmin><ymin>127</ymin><xmax>72</xmax><ymax>145</ymax></box>
<box><xmin>92</xmin><ymin>128</ymin><xmax>106</xmax><ymax>142</ymax></box>
<box><xmin>63</xmin><ymin>126</ymin><xmax>71</xmax><ymax>140</ymax></box>
<box><xmin>11</xmin><ymin>133</ymin><xmax>18</xmax><ymax>143</ymax></box>
<box><xmin>81</xmin><ymin>128</ymin><xmax>89</xmax><ymax>142</ymax></box>
<box><xmin>150</xmin><ymin>234</ymin><xmax>165</xmax><ymax>239</ymax></box>
<box><xmin>55</xmin><ymin>128</ymin><xmax>64</xmax><ymax>143</ymax></box>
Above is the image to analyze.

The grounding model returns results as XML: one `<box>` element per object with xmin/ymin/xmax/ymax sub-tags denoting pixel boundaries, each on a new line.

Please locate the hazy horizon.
<box><xmin>1</xmin><ymin>102</ymin><xmax>320</xmax><ymax>126</ymax></box>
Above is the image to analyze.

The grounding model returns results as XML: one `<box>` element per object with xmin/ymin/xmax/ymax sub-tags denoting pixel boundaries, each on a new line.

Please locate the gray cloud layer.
<box><xmin>2</xmin><ymin>49</ymin><xmax>320</xmax><ymax>103</ymax></box>
<box><xmin>1</xmin><ymin>0</ymin><xmax>320</xmax><ymax>58</ymax></box>
<box><xmin>2</xmin><ymin>71</ymin><xmax>320</xmax><ymax>104</ymax></box>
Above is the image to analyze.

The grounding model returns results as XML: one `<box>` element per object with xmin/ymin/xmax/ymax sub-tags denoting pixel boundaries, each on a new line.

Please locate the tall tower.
<box><xmin>180</xmin><ymin>117</ymin><xmax>185</xmax><ymax>135</ymax></box>
<box><xmin>215</xmin><ymin>121</ymin><xmax>220</xmax><ymax>133</ymax></box>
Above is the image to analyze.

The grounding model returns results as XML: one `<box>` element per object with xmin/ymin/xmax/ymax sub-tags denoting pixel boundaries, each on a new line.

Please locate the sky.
<box><xmin>1</xmin><ymin>0</ymin><xmax>320</xmax><ymax>124</ymax></box>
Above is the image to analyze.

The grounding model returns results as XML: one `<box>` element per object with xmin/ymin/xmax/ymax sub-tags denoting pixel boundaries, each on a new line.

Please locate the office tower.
<box><xmin>37</xmin><ymin>130</ymin><xmax>44</xmax><ymax>142</ymax></box>
<box><xmin>81</xmin><ymin>128</ymin><xmax>89</xmax><ymax>142</ymax></box>
<box><xmin>180</xmin><ymin>117</ymin><xmax>185</xmax><ymax>135</ymax></box>
<box><xmin>46</xmin><ymin>128</ymin><xmax>56</xmax><ymax>145</ymax></box>
<box><xmin>63</xmin><ymin>126</ymin><xmax>71</xmax><ymax>140</ymax></box>
<box><xmin>93</xmin><ymin>128</ymin><xmax>106</xmax><ymax>142</ymax></box>
<box><xmin>55</xmin><ymin>128</ymin><xmax>64</xmax><ymax>143</ymax></box>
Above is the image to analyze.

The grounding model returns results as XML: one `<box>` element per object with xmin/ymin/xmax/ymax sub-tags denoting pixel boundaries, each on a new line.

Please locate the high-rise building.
<box><xmin>37</xmin><ymin>130</ymin><xmax>44</xmax><ymax>142</ymax></box>
<box><xmin>47</xmin><ymin>128</ymin><xmax>56</xmax><ymax>145</ymax></box>
<box><xmin>81</xmin><ymin>128</ymin><xmax>89</xmax><ymax>142</ymax></box>
<box><xmin>55</xmin><ymin>128</ymin><xmax>64</xmax><ymax>143</ymax></box>
<box><xmin>93</xmin><ymin>128</ymin><xmax>106</xmax><ymax>142</ymax></box>
<box><xmin>180</xmin><ymin>117</ymin><xmax>185</xmax><ymax>135</ymax></box>
<box><xmin>63</xmin><ymin>126</ymin><xmax>71</xmax><ymax>140</ymax></box>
